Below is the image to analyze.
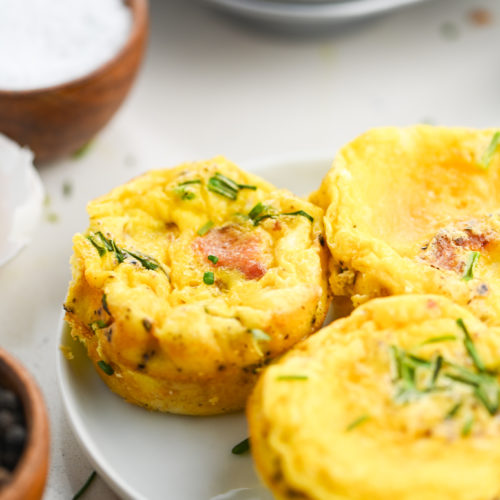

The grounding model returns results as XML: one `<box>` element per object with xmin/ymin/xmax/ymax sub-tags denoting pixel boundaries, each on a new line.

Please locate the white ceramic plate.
<box><xmin>207</xmin><ymin>0</ymin><xmax>433</xmax><ymax>27</ymax></box>
<box><xmin>57</xmin><ymin>153</ymin><xmax>334</xmax><ymax>500</ymax></box>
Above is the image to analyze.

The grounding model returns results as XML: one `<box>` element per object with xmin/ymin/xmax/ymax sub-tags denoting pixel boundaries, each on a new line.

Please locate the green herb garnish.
<box><xmin>462</xmin><ymin>251</ymin><xmax>480</xmax><ymax>281</ymax></box>
<box><xmin>174</xmin><ymin>180</ymin><xmax>200</xmax><ymax>200</ymax></box>
<box><xmin>86</xmin><ymin>235</ymin><xmax>106</xmax><ymax>256</ymax></box>
<box><xmin>248</xmin><ymin>204</ymin><xmax>314</xmax><ymax>226</ymax></box>
<box><xmin>462</xmin><ymin>416</ymin><xmax>474</xmax><ymax>436</ymax></box>
<box><xmin>207</xmin><ymin>172</ymin><xmax>257</xmax><ymax>200</ymax></box>
<box><xmin>173</xmin><ymin>185</ymin><xmax>196</xmax><ymax>200</ymax></box>
<box><xmin>456</xmin><ymin>318</ymin><xmax>485</xmax><ymax>373</ymax></box>
<box><xmin>431</xmin><ymin>355</ymin><xmax>444</xmax><ymax>386</ymax></box>
<box><xmin>445</xmin><ymin>401</ymin><xmax>462</xmax><ymax>419</ymax></box>
<box><xmin>127</xmin><ymin>250</ymin><xmax>160</xmax><ymax>271</ymax></box>
<box><xmin>62</xmin><ymin>181</ymin><xmax>73</xmax><ymax>198</ymax></box>
<box><xmin>95</xmin><ymin>232</ymin><xmax>113</xmax><ymax>251</ymax></box>
<box><xmin>420</xmin><ymin>335</ymin><xmax>457</xmax><ymax>345</ymax></box>
<box><xmin>208</xmin><ymin>255</ymin><xmax>219</xmax><ymax>264</ymax></box>
<box><xmin>72</xmin><ymin>141</ymin><xmax>93</xmax><ymax>159</ymax></box>
<box><xmin>178</xmin><ymin>179</ymin><xmax>201</xmax><ymax>186</ymax></box>
<box><xmin>345</xmin><ymin>415</ymin><xmax>371</xmax><ymax>432</ymax></box>
<box><xmin>89</xmin><ymin>320</ymin><xmax>109</xmax><ymax>332</ymax></box>
<box><xmin>207</xmin><ymin>173</ymin><xmax>239</xmax><ymax>200</ymax></box>
<box><xmin>231</xmin><ymin>437</ymin><xmax>250</xmax><ymax>455</ymax></box>
<box><xmin>97</xmin><ymin>360</ymin><xmax>114</xmax><ymax>376</ymax></box>
<box><xmin>72</xmin><ymin>470</ymin><xmax>97</xmax><ymax>500</ymax></box>
<box><xmin>282</xmin><ymin>210</ymin><xmax>314</xmax><ymax>223</ymax></box>
<box><xmin>197</xmin><ymin>221</ymin><xmax>214</xmax><ymax>236</ymax></box>
<box><xmin>479</xmin><ymin>132</ymin><xmax>500</xmax><ymax>169</ymax></box>
<box><xmin>203</xmin><ymin>271</ymin><xmax>215</xmax><ymax>285</ymax></box>
<box><xmin>248</xmin><ymin>202</ymin><xmax>266</xmax><ymax>221</ymax></box>
<box><xmin>276</xmin><ymin>374</ymin><xmax>308</xmax><ymax>381</ymax></box>
<box><xmin>87</xmin><ymin>232</ymin><xmax>167</xmax><ymax>275</ymax></box>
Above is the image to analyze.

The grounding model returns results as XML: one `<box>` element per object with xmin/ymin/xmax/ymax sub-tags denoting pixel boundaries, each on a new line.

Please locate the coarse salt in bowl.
<box><xmin>0</xmin><ymin>0</ymin><xmax>133</xmax><ymax>91</ymax></box>
<box><xmin>0</xmin><ymin>0</ymin><xmax>149</xmax><ymax>164</ymax></box>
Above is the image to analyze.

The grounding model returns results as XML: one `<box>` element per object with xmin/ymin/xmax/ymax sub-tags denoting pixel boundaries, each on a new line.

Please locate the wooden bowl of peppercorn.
<box><xmin>0</xmin><ymin>0</ymin><xmax>148</xmax><ymax>165</ymax></box>
<box><xmin>0</xmin><ymin>348</ymin><xmax>50</xmax><ymax>500</ymax></box>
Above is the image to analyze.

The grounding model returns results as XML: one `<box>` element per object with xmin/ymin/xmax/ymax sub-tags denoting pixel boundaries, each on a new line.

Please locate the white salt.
<box><xmin>0</xmin><ymin>0</ymin><xmax>133</xmax><ymax>90</ymax></box>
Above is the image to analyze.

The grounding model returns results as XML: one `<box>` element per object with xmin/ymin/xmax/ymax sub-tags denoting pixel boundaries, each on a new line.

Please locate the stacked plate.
<box><xmin>207</xmin><ymin>0</ymin><xmax>433</xmax><ymax>28</ymax></box>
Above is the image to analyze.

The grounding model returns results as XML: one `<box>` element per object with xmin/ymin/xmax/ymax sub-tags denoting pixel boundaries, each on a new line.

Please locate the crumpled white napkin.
<box><xmin>0</xmin><ymin>134</ymin><xmax>44</xmax><ymax>267</ymax></box>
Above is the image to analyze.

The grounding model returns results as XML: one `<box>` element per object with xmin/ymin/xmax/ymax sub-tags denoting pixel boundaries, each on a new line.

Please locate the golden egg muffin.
<box><xmin>310</xmin><ymin>125</ymin><xmax>500</xmax><ymax>324</ymax></box>
<box><xmin>248</xmin><ymin>294</ymin><xmax>500</xmax><ymax>500</ymax></box>
<box><xmin>64</xmin><ymin>156</ymin><xmax>329</xmax><ymax>415</ymax></box>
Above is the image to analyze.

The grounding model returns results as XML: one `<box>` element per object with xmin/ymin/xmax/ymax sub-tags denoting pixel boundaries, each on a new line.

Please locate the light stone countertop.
<box><xmin>1</xmin><ymin>0</ymin><xmax>499</xmax><ymax>498</ymax></box>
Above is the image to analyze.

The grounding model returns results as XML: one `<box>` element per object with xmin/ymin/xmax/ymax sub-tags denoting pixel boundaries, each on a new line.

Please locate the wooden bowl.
<box><xmin>0</xmin><ymin>0</ymin><xmax>149</xmax><ymax>164</ymax></box>
<box><xmin>0</xmin><ymin>348</ymin><xmax>50</xmax><ymax>500</ymax></box>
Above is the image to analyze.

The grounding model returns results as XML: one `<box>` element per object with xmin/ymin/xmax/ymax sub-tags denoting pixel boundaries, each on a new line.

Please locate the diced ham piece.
<box><xmin>193</xmin><ymin>225</ymin><xmax>267</xmax><ymax>280</ymax></box>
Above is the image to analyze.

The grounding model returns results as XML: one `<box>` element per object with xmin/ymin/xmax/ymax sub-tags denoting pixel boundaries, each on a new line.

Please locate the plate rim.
<box><xmin>207</xmin><ymin>0</ymin><xmax>433</xmax><ymax>24</ymax></box>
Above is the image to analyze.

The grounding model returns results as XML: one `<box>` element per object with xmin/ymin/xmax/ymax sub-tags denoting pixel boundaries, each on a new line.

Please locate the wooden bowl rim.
<box><xmin>0</xmin><ymin>348</ymin><xmax>50</xmax><ymax>499</ymax></box>
<box><xmin>0</xmin><ymin>0</ymin><xmax>148</xmax><ymax>97</ymax></box>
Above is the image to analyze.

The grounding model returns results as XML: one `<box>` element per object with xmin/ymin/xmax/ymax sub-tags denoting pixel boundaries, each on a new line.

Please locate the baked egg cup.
<box><xmin>64</xmin><ymin>156</ymin><xmax>330</xmax><ymax>415</ymax></box>
<box><xmin>248</xmin><ymin>294</ymin><xmax>500</xmax><ymax>500</ymax></box>
<box><xmin>310</xmin><ymin>125</ymin><xmax>500</xmax><ymax>324</ymax></box>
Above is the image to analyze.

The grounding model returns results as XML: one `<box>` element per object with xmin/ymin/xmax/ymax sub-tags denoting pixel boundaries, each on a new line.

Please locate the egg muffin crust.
<box><xmin>64</xmin><ymin>157</ymin><xmax>329</xmax><ymax>415</ymax></box>
<box><xmin>310</xmin><ymin>126</ymin><xmax>500</xmax><ymax>325</ymax></box>
<box><xmin>247</xmin><ymin>294</ymin><xmax>500</xmax><ymax>500</ymax></box>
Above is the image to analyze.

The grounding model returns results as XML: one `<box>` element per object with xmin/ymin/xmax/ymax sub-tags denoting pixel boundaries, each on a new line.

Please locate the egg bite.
<box><xmin>310</xmin><ymin>125</ymin><xmax>500</xmax><ymax>324</ymax></box>
<box><xmin>248</xmin><ymin>294</ymin><xmax>500</xmax><ymax>500</ymax></box>
<box><xmin>64</xmin><ymin>156</ymin><xmax>329</xmax><ymax>415</ymax></box>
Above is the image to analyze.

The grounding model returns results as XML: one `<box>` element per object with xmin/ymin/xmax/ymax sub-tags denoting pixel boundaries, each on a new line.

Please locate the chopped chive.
<box><xmin>390</xmin><ymin>345</ymin><xmax>402</xmax><ymax>380</ymax></box>
<box><xmin>173</xmin><ymin>185</ymin><xmax>196</xmax><ymax>200</ymax></box>
<box><xmin>474</xmin><ymin>378</ymin><xmax>499</xmax><ymax>415</ymax></box>
<box><xmin>208</xmin><ymin>255</ymin><xmax>219</xmax><ymax>264</ymax></box>
<box><xmin>126</xmin><ymin>250</ymin><xmax>160</xmax><ymax>271</ymax></box>
<box><xmin>102</xmin><ymin>294</ymin><xmax>110</xmax><ymax>315</ymax></box>
<box><xmin>197</xmin><ymin>221</ymin><xmax>214</xmax><ymax>236</ymax></box>
<box><xmin>62</xmin><ymin>181</ymin><xmax>73</xmax><ymax>198</ymax></box>
<box><xmin>462</xmin><ymin>251</ymin><xmax>480</xmax><ymax>281</ymax></box>
<box><xmin>248</xmin><ymin>202</ymin><xmax>266</xmax><ymax>221</ymax></box>
<box><xmin>89</xmin><ymin>320</ymin><xmax>109</xmax><ymax>332</ymax></box>
<box><xmin>178</xmin><ymin>179</ymin><xmax>201</xmax><ymax>186</ymax></box>
<box><xmin>72</xmin><ymin>470</ymin><xmax>97</xmax><ymax>500</ymax></box>
<box><xmin>461</xmin><ymin>416</ymin><xmax>474</xmax><ymax>436</ymax></box>
<box><xmin>407</xmin><ymin>354</ymin><xmax>432</xmax><ymax>367</ymax></box>
<box><xmin>207</xmin><ymin>173</ymin><xmax>239</xmax><ymax>200</ymax></box>
<box><xmin>111</xmin><ymin>239</ymin><xmax>126</xmax><ymax>263</ymax></box>
<box><xmin>282</xmin><ymin>210</ymin><xmax>314</xmax><ymax>223</ymax></box>
<box><xmin>86</xmin><ymin>235</ymin><xmax>106</xmax><ymax>256</ymax></box>
<box><xmin>231</xmin><ymin>437</ymin><xmax>250</xmax><ymax>455</ymax></box>
<box><xmin>431</xmin><ymin>355</ymin><xmax>444</xmax><ymax>385</ymax></box>
<box><xmin>456</xmin><ymin>318</ymin><xmax>486</xmax><ymax>372</ymax></box>
<box><xmin>420</xmin><ymin>335</ymin><xmax>457</xmax><ymax>345</ymax></box>
<box><xmin>444</xmin><ymin>372</ymin><xmax>480</xmax><ymax>387</ymax></box>
<box><xmin>345</xmin><ymin>414</ymin><xmax>371</xmax><ymax>431</ymax></box>
<box><xmin>72</xmin><ymin>141</ymin><xmax>93</xmax><ymax>159</ymax></box>
<box><xmin>203</xmin><ymin>271</ymin><xmax>215</xmax><ymax>285</ymax></box>
<box><xmin>276</xmin><ymin>374</ymin><xmax>308</xmax><ymax>381</ymax></box>
<box><xmin>97</xmin><ymin>360</ymin><xmax>114</xmax><ymax>376</ymax></box>
<box><xmin>250</xmin><ymin>329</ymin><xmax>271</xmax><ymax>342</ymax></box>
<box><xmin>237</xmin><ymin>183</ymin><xmax>257</xmax><ymax>191</ymax></box>
<box><xmin>445</xmin><ymin>401</ymin><xmax>462</xmax><ymax>419</ymax></box>
<box><xmin>479</xmin><ymin>131</ymin><xmax>500</xmax><ymax>169</ymax></box>
<box><xmin>95</xmin><ymin>231</ymin><xmax>114</xmax><ymax>251</ymax></box>
<box><xmin>252</xmin><ymin>214</ymin><xmax>277</xmax><ymax>226</ymax></box>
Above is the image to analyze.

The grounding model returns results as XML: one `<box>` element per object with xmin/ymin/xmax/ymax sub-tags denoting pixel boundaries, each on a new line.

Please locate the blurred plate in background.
<box><xmin>206</xmin><ymin>0</ymin><xmax>434</xmax><ymax>27</ymax></box>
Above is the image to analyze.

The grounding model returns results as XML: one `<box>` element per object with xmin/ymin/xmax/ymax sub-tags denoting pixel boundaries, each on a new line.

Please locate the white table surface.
<box><xmin>1</xmin><ymin>0</ymin><xmax>499</xmax><ymax>498</ymax></box>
